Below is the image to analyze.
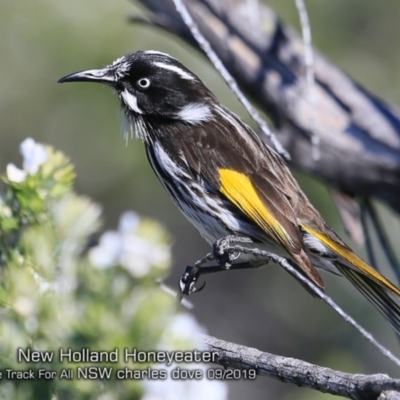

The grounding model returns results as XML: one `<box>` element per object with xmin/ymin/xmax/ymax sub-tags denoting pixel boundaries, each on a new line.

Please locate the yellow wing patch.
<box><xmin>219</xmin><ymin>169</ymin><xmax>290</xmax><ymax>246</ymax></box>
<box><xmin>219</xmin><ymin>169</ymin><xmax>325</xmax><ymax>287</ymax></box>
<box><xmin>301</xmin><ymin>224</ymin><xmax>400</xmax><ymax>296</ymax></box>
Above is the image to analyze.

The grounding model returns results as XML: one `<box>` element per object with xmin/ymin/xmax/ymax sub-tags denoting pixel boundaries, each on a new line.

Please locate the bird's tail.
<box><xmin>302</xmin><ymin>224</ymin><xmax>400</xmax><ymax>335</ymax></box>
<box><xmin>335</xmin><ymin>263</ymin><xmax>400</xmax><ymax>335</ymax></box>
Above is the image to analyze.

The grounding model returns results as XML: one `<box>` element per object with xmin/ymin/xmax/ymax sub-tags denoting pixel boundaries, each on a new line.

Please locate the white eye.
<box><xmin>137</xmin><ymin>78</ymin><xmax>151</xmax><ymax>89</ymax></box>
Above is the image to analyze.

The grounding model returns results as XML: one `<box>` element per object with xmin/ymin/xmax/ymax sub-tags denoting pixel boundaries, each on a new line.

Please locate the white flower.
<box><xmin>89</xmin><ymin>211</ymin><xmax>170</xmax><ymax>277</ymax></box>
<box><xmin>118</xmin><ymin>211</ymin><xmax>140</xmax><ymax>233</ymax></box>
<box><xmin>14</xmin><ymin>296</ymin><xmax>36</xmax><ymax>317</ymax></box>
<box><xmin>119</xmin><ymin>235</ymin><xmax>170</xmax><ymax>278</ymax></box>
<box><xmin>142</xmin><ymin>364</ymin><xmax>228</xmax><ymax>400</ymax></box>
<box><xmin>143</xmin><ymin>314</ymin><xmax>228</xmax><ymax>400</ymax></box>
<box><xmin>89</xmin><ymin>231</ymin><xmax>122</xmax><ymax>269</ymax></box>
<box><xmin>161</xmin><ymin>313</ymin><xmax>206</xmax><ymax>349</ymax></box>
<box><xmin>6</xmin><ymin>163</ymin><xmax>27</xmax><ymax>183</ymax></box>
<box><xmin>6</xmin><ymin>138</ymin><xmax>48</xmax><ymax>183</ymax></box>
<box><xmin>32</xmin><ymin>271</ymin><xmax>53</xmax><ymax>294</ymax></box>
<box><xmin>20</xmin><ymin>137</ymin><xmax>48</xmax><ymax>175</ymax></box>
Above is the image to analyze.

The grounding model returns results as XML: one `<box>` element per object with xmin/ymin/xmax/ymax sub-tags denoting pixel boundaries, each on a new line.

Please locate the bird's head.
<box><xmin>58</xmin><ymin>51</ymin><xmax>215</xmax><ymax>128</ymax></box>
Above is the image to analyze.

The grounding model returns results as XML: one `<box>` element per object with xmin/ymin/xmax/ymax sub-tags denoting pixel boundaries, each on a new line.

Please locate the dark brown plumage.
<box><xmin>59</xmin><ymin>50</ymin><xmax>400</xmax><ymax>334</ymax></box>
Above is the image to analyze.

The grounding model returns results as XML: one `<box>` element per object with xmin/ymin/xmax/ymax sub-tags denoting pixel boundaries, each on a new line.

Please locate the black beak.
<box><xmin>58</xmin><ymin>68</ymin><xmax>115</xmax><ymax>84</ymax></box>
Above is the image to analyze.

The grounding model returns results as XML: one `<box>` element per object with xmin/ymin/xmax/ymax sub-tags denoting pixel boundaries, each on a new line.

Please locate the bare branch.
<box><xmin>294</xmin><ymin>0</ymin><xmax>319</xmax><ymax>160</ymax></box>
<box><xmin>203</xmin><ymin>334</ymin><xmax>400</xmax><ymax>399</ymax></box>
<box><xmin>134</xmin><ymin>0</ymin><xmax>400</xmax><ymax>295</ymax></box>
<box><xmin>134</xmin><ymin>0</ymin><xmax>400</xmax><ymax>216</ymax></box>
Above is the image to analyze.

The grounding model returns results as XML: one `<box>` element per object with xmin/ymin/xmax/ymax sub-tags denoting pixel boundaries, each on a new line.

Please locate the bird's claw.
<box><xmin>179</xmin><ymin>265</ymin><xmax>206</xmax><ymax>296</ymax></box>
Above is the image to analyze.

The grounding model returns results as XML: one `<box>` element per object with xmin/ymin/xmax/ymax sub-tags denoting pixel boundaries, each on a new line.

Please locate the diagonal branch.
<box><xmin>133</xmin><ymin>0</ymin><xmax>400</xmax><ymax>214</ymax></box>
<box><xmin>185</xmin><ymin>241</ymin><xmax>400</xmax><ymax>368</ymax></box>
<box><xmin>203</xmin><ymin>334</ymin><xmax>400</xmax><ymax>400</ymax></box>
<box><xmin>294</xmin><ymin>0</ymin><xmax>319</xmax><ymax>160</ymax></box>
<box><xmin>133</xmin><ymin>0</ymin><xmax>400</xmax><ymax>303</ymax></box>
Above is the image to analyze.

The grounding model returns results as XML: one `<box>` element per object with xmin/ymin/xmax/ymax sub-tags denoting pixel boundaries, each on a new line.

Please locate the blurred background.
<box><xmin>1</xmin><ymin>1</ymin><xmax>400</xmax><ymax>398</ymax></box>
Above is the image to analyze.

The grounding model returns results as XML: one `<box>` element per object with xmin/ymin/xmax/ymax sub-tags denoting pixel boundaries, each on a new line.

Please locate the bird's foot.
<box><xmin>213</xmin><ymin>235</ymin><xmax>252</xmax><ymax>268</ymax></box>
<box><xmin>179</xmin><ymin>265</ymin><xmax>206</xmax><ymax>296</ymax></box>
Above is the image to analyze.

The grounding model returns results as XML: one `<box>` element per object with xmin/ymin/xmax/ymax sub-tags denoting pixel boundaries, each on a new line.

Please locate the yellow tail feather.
<box><xmin>301</xmin><ymin>224</ymin><xmax>400</xmax><ymax>297</ymax></box>
<box><xmin>335</xmin><ymin>264</ymin><xmax>400</xmax><ymax>336</ymax></box>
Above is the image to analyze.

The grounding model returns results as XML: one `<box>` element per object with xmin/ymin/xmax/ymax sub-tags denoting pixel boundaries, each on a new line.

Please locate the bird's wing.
<box><xmin>178</xmin><ymin>117</ymin><xmax>324</xmax><ymax>288</ymax></box>
<box><xmin>217</xmin><ymin>168</ymin><xmax>324</xmax><ymax>288</ymax></box>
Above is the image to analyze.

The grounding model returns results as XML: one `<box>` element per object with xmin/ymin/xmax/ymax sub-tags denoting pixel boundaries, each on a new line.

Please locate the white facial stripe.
<box><xmin>177</xmin><ymin>103</ymin><xmax>212</xmax><ymax>125</ymax></box>
<box><xmin>120</xmin><ymin>91</ymin><xmax>143</xmax><ymax>114</ymax></box>
<box><xmin>153</xmin><ymin>62</ymin><xmax>195</xmax><ymax>81</ymax></box>
<box><xmin>145</xmin><ymin>50</ymin><xmax>172</xmax><ymax>58</ymax></box>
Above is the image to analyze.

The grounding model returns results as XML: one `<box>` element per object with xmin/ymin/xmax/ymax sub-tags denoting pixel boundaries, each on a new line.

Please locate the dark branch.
<box><xmin>134</xmin><ymin>0</ymin><xmax>400</xmax><ymax>216</ymax></box>
<box><xmin>203</xmin><ymin>334</ymin><xmax>400</xmax><ymax>400</ymax></box>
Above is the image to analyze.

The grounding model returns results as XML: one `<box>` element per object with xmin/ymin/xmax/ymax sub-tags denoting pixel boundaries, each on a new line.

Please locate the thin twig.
<box><xmin>157</xmin><ymin>280</ymin><xmax>194</xmax><ymax>309</ymax></box>
<box><xmin>203</xmin><ymin>334</ymin><xmax>400</xmax><ymax>399</ymax></box>
<box><xmin>294</xmin><ymin>0</ymin><xmax>320</xmax><ymax>160</ymax></box>
<box><xmin>196</xmin><ymin>244</ymin><xmax>400</xmax><ymax>367</ymax></box>
<box><xmin>171</xmin><ymin>0</ymin><xmax>290</xmax><ymax>160</ymax></box>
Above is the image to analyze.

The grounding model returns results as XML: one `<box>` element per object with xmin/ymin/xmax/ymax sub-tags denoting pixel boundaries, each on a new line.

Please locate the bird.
<box><xmin>59</xmin><ymin>50</ymin><xmax>400</xmax><ymax>334</ymax></box>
